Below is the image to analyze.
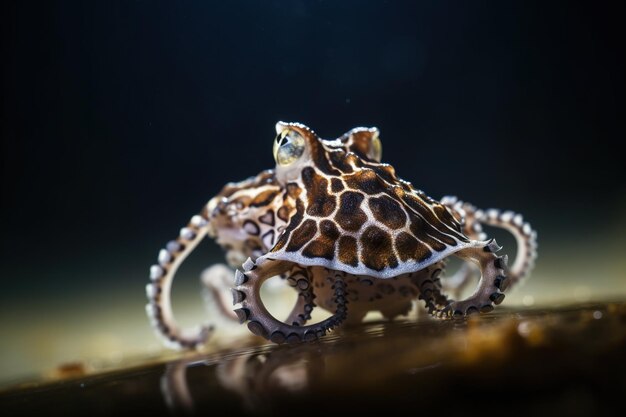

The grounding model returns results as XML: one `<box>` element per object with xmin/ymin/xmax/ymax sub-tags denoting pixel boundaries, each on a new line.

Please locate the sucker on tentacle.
<box><xmin>146</xmin><ymin>213</ymin><xmax>214</xmax><ymax>349</ymax></box>
<box><xmin>415</xmin><ymin>266</ymin><xmax>452</xmax><ymax>316</ymax></box>
<box><xmin>480</xmin><ymin>208</ymin><xmax>538</xmax><ymax>287</ymax></box>
<box><xmin>234</xmin><ymin>258</ymin><xmax>348</xmax><ymax>344</ymax></box>
<box><xmin>283</xmin><ymin>266</ymin><xmax>317</xmax><ymax>326</ymax></box>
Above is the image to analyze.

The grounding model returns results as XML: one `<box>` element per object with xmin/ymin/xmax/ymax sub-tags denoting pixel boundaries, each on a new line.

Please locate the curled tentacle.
<box><xmin>441</xmin><ymin>196</ymin><xmax>537</xmax><ymax>293</ymax></box>
<box><xmin>201</xmin><ymin>264</ymin><xmax>317</xmax><ymax>326</ymax></box>
<box><xmin>432</xmin><ymin>242</ymin><xmax>509</xmax><ymax>318</ymax></box>
<box><xmin>479</xmin><ymin>208</ymin><xmax>538</xmax><ymax>289</ymax></box>
<box><xmin>233</xmin><ymin>258</ymin><xmax>347</xmax><ymax>344</ymax></box>
<box><xmin>146</xmin><ymin>213</ymin><xmax>213</xmax><ymax>349</ymax></box>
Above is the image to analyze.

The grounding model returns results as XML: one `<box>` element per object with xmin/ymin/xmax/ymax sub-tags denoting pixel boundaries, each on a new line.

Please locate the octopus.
<box><xmin>146</xmin><ymin>122</ymin><xmax>538</xmax><ymax>348</ymax></box>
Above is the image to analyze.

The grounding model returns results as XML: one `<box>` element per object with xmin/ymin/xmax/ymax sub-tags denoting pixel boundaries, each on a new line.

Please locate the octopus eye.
<box><xmin>369</xmin><ymin>131</ymin><xmax>382</xmax><ymax>162</ymax></box>
<box><xmin>273</xmin><ymin>129</ymin><xmax>305</xmax><ymax>166</ymax></box>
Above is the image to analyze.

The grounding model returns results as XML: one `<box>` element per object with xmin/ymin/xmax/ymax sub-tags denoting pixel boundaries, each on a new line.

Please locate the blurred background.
<box><xmin>1</xmin><ymin>1</ymin><xmax>624</xmax><ymax>386</ymax></box>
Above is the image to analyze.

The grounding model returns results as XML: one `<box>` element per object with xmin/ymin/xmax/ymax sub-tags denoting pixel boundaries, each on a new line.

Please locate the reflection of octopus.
<box><xmin>162</xmin><ymin>347</ymin><xmax>325</xmax><ymax>414</ymax></box>
<box><xmin>146</xmin><ymin>122</ymin><xmax>537</xmax><ymax>348</ymax></box>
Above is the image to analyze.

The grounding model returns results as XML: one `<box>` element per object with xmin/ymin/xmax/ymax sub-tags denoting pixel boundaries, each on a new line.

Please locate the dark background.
<box><xmin>1</xmin><ymin>1</ymin><xmax>624</xmax><ymax>381</ymax></box>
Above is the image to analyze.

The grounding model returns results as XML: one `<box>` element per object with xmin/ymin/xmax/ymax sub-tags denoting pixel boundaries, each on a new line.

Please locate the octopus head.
<box><xmin>205</xmin><ymin>121</ymin><xmax>383</xmax><ymax>268</ymax></box>
<box><xmin>272</xmin><ymin>121</ymin><xmax>382</xmax><ymax>185</ymax></box>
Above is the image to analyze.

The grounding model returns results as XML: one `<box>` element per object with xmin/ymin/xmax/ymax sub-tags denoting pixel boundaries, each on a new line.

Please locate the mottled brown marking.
<box><xmin>403</xmin><ymin>194</ymin><xmax>460</xmax><ymax>245</ymax></box>
<box><xmin>302</xmin><ymin>167</ymin><xmax>336</xmax><ymax>217</ymax></box>
<box><xmin>277</xmin><ymin>206</ymin><xmax>291</xmax><ymax>222</ymax></box>
<box><xmin>258</xmin><ymin>210</ymin><xmax>275</xmax><ymax>226</ymax></box>
<box><xmin>303</xmin><ymin>220</ymin><xmax>339</xmax><ymax>260</ymax></box>
<box><xmin>344</xmin><ymin>153</ymin><xmax>359</xmax><ymax>166</ymax></box>
<box><xmin>375</xmin><ymin>164</ymin><xmax>396</xmax><ymax>182</ymax></box>
<box><xmin>272</xmin><ymin>199</ymin><xmax>305</xmax><ymax>252</ymax></box>
<box><xmin>319</xmin><ymin>220</ymin><xmax>340</xmax><ymax>240</ymax></box>
<box><xmin>408</xmin><ymin>214</ymin><xmax>447</xmax><ymax>252</ymax></box>
<box><xmin>434</xmin><ymin>205</ymin><xmax>464</xmax><ymax>235</ymax></box>
<box><xmin>286</xmin><ymin>219</ymin><xmax>317</xmax><ymax>252</ymax></box>
<box><xmin>330</xmin><ymin>178</ymin><xmax>344</xmax><ymax>193</ymax></box>
<box><xmin>392</xmin><ymin>186</ymin><xmax>406</xmax><ymax>199</ymax></box>
<box><xmin>400</xmin><ymin>181</ymin><xmax>412</xmax><ymax>192</ymax></box>
<box><xmin>301</xmin><ymin>130</ymin><xmax>340</xmax><ymax>176</ymax></box>
<box><xmin>337</xmin><ymin>236</ymin><xmax>358</xmax><ymax>266</ymax></box>
<box><xmin>243</xmin><ymin>220</ymin><xmax>260</xmax><ymax>235</ymax></box>
<box><xmin>286</xmin><ymin>183</ymin><xmax>301</xmax><ymax>199</ymax></box>
<box><xmin>359</xmin><ymin>225</ymin><xmax>398</xmax><ymax>271</ymax></box>
<box><xmin>302</xmin><ymin>240</ymin><xmax>335</xmax><ymax>259</ymax></box>
<box><xmin>250</xmin><ymin>189</ymin><xmax>279</xmax><ymax>208</ymax></box>
<box><xmin>334</xmin><ymin>191</ymin><xmax>367</xmax><ymax>232</ymax></box>
<box><xmin>347</xmin><ymin>130</ymin><xmax>373</xmax><ymax>161</ymax></box>
<box><xmin>328</xmin><ymin>151</ymin><xmax>354</xmax><ymax>173</ymax></box>
<box><xmin>369</xmin><ymin>195</ymin><xmax>407</xmax><ymax>229</ymax></box>
<box><xmin>355</xmin><ymin>160</ymin><xmax>397</xmax><ymax>186</ymax></box>
<box><xmin>395</xmin><ymin>232</ymin><xmax>432</xmax><ymax>262</ymax></box>
<box><xmin>345</xmin><ymin>168</ymin><xmax>385</xmax><ymax>195</ymax></box>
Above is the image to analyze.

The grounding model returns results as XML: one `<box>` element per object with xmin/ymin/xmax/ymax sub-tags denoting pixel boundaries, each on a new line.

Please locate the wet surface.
<box><xmin>2</xmin><ymin>302</ymin><xmax>626</xmax><ymax>416</ymax></box>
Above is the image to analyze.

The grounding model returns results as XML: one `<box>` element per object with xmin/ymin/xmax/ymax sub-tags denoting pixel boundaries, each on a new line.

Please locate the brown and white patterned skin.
<box><xmin>146</xmin><ymin>122</ymin><xmax>537</xmax><ymax>348</ymax></box>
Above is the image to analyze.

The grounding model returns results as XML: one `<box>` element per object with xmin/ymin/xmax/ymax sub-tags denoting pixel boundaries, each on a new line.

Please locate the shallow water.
<box><xmin>2</xmin><ymin>302</ymin><xmax>625</xmax><ymax>416</ymax></box>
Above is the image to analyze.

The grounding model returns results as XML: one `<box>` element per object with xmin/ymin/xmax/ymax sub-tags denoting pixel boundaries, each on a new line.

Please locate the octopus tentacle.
<box><xmin>233</xmin><ymin>258</ymin><xmax>347</xmax><ymax>344</ymax></box>
<box><xmin>441</xmin><ymin>196</ymin><xmax>537</xmax><ymax>292</ymax></box>
<box><xmin>201</xmin><ymin>264</ymin><xmax>316</xmax><ymax>326</ymax></box>
<box><xmin>433</xmin><ymin>242</ymin><xmax>508</xmax><ymax>318</ymax></box>
<box><xmin>439</xmin><ymin>196</ymin><xmax>490</xmax><ymax>299</ymax></box>
<box><xmin>146</xmin><ymin>213</ymin><xmax>213</xmax><ymax>349</ymax></box>
<box><xmin>411</xmin><ymin>265</ymin><xmax>453</xmax><ymax>317</ymax></box>
<box><xmin>283</xmin><ymin>266</ymin><xmax>317</xmax><ymax>326</ymax></box>
<box><xmin>479</xmin><ymin>208</ymin><xmax>538</xmax><ymax>289</ymax></box>
<box><xmin>201</xmin><ymin>264</ymin><xmax>240</xmax><ymax>322</ymax></box>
